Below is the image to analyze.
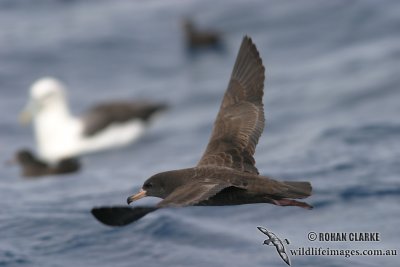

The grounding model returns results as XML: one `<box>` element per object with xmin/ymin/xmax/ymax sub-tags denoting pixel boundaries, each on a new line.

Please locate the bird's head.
<box><xmin>182</xmin><ymin>18</ymin><xmax>194</xmax><ymax>33</ymax></box>
<box><xmin>16</xmin><ymin>150</ymin><xmax>36</xmax><ymax>164</ymax></box>
<box><xmin>263</xmin><ymin>239</ymin><xmax>272</xmax><ymax>246</ymax></box>
<box><xmin>127</xmin><ymin>170</ymin><xmax>189</xmax><ymax>204</ymax></box>
<box><xmin>19</xmin><ymin>77</ymin><xmax>67</xmax><ymax>124</ymax></box>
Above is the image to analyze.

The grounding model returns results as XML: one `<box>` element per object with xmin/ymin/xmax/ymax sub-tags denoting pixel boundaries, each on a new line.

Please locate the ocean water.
<box><xmin>1</xmin><ymin>0</ymin><xmax>399</xmax><ymax>266</ymax></box>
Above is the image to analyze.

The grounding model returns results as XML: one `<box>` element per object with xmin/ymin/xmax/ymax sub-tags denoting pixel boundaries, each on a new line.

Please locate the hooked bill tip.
<box><xmin>126</xmin><ymin>189</ymin><xmax>147</xmax><ymax>205</ymax></box>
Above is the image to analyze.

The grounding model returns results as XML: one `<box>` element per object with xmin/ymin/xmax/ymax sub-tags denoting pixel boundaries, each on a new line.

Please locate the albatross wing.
<box><xmin>82</xmin><ymin>101</ymin><xmax>167</xmax><ymax>136</ymax></box>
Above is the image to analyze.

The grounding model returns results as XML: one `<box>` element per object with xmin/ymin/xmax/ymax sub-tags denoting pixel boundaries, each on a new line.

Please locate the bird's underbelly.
<box><xmin>196</xmin><ymin>188</ymin><xmax>272</xmax><ymax>206</ymax></box>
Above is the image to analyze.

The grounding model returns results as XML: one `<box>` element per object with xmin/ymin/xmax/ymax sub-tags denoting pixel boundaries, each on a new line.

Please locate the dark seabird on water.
<box><xmin>183</xmin><ymin>18</ymin><xmax>222</xmax><ymax>49</ymax></box>
<box><xmin>92</xmin><ymin>36</ymin><xmax>312</xmax><ymax>227</ymax></box>
<box><xmin>19</xmin><ymin>77</ymin><xmax>167</xmax><ymax>162</ymax></box>
<box><xmin>12</xmin><ymin>149</ymin><xmax>80</xmax><ymax>177</ymax></box>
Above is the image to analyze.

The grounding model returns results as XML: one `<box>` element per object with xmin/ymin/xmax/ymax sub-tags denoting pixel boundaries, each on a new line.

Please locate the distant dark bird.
<box><xmin>92</xmin><ymin>36</ymin><xmax>312</xmax><ymax>227</ymax></box>
<box><xmin>19</xmin><ymin>77</ymin><xmax>167</xmax><ymax>162</ymax></box>
<box><xmin>13</xmin><ymin>150</ymin><xmax>80</xmax><ymax>177</ymax></box>
<box><xmin>257</xmin><ymin>226</ymin><xmax>291</xmax><ymax>266</ymax></box>
<box><xmin>183</xmin><ymin>18</ymin><xmax>222</xmax><ymax>49</ymax></box>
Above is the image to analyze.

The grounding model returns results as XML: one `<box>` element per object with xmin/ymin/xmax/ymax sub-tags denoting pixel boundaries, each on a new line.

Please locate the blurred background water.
<box><xmin>1</xmin><ymin>0</ymin><xmax>399</xmax><ymax>266</ymax></box>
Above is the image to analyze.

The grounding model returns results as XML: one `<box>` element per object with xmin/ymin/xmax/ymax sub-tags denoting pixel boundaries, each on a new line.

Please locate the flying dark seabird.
<box><xmin>92</xmin><ymin>36</ymin><xmax>313</xmax><ymax>227</ymax></box>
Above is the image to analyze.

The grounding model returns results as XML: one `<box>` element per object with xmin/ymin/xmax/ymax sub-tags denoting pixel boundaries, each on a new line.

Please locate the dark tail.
<box><xmin>282</xmin><ymin>181</ymin><xmax>312</xmax><ymax>199</ymax></box>
<box><xmin>270</xmin><ymin>181</ymin><xmax>313</xmax><ymax>209</ymax></box>
<box><xmin>272</xmin><ymin>198</ymin><xmax>313</xmax><ymax>210</ymax></box>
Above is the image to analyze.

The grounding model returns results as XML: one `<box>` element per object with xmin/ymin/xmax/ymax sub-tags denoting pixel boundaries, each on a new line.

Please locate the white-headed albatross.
<box><xmin>20</xmin><ymin>77</ymin><xmax>167</xmax><ymax>162</ymax></box>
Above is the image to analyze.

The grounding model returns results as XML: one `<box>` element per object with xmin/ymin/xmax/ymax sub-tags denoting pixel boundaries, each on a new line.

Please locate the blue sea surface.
<box><xmin>1</xmin><ymin>0</ymin><xmax>399</xmax><ymax>266</ymax></box>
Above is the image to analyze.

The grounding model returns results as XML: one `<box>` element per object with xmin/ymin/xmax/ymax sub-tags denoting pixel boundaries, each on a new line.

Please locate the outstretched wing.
<box><xmin>257</xmin><ymin>226</ymin><xmax>274</xmax><ymax>239</ymax></box>
<box><xmin>197</xmin><ymin>36</ymin><xmax>265</xmax><ymax>174</ymax></box>
<box><xmin>276</xmin><ymin>245</ymin><xmax>291</xmax><ymax>266</ymax></box>
<box><xmin>91</xmin><ymin>206</ymin><xmax>157</xmax><ymax>227</ymax></box>
<box><xmin>91</xmin><ymin>182</ymin><xmax>236</xmax><ymax>226</ymax></box>
<box><xmin>83</xmin><ymin>101</ymin><xmax>167</xmax><ymax>136</ymax></box>
<box><xmin>158</xmin><ymin>181</ymin><xmax>233</xmax><ymax>207</ymax></box>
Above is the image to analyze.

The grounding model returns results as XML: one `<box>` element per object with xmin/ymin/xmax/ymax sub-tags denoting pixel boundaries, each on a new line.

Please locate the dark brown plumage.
<box><xmin>83</xmin><ymin>101</ymin><xmax>167</xmax><ymax>136</ymax></box>
<box><xmin>183</xmin><ymin>19</ymin><xmax>221</xmax><ymax>48</ymax></box>
<box><xmin>91</xmin><ymin>36</ymin><xmax>312</xmax><ymax>227</ymax></box>
<box><xmin>15</xmin><ymin>150</ymin><xmax>80</xmax><ymax>177</ymax></box>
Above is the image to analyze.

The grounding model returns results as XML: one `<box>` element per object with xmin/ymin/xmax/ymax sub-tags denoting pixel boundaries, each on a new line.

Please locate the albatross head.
<box><xmin>19</xmin><ymin>77</ymin><xmax>68</xmax><ymax>124</ymax></box>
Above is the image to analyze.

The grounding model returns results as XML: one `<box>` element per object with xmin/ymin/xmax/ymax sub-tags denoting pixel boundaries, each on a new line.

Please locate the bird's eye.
<box><xmin>145</xmin><ymin>182</ymin><xmax>153</xmax><ymax>189</ymax></box>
